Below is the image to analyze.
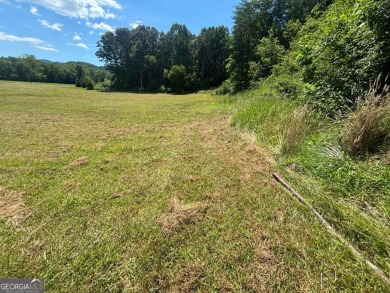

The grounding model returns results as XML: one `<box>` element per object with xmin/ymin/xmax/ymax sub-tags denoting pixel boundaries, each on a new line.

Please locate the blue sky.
<box><xmin>0</xmin><ymin>0</ymin><xmax>237</xmax><ymax>65</ymax></box>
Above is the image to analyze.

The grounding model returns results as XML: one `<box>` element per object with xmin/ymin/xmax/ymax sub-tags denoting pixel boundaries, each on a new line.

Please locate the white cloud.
<box><xmin>68</xmin><ymin>42</ymin><xmax>89</xmax><ymax>50</ymax></box>
<box><xmin>86</xmin><ymin>21</ymin><xmax>113</xmax><ymax>32</ymax></box>
<box><xmin>73</xmin><ymin>34</ymin><xmax>82</xmax><ymax>41</ymax></box>
<box><xmin>0</xmin><ymin>31</ymin><xmax>46</xmax><ymax>45</ymax></box>
<box><xmin>30</xmin><ymin>5</ymin><xmax>40</xmax><ymax>16</ymax></box>
<box><xmin>104</xmin><ymin>12</ymin><xmax>115</xmax><ymax>19</ymax></box>
<box><xmin>39</xmin><ymin>19</ymin><xmax>63</xmax><ymax>31</ymax></box>
<box><xmin>0</xmin><ymin>31</ymin><xmax>56</xmax><ymax>51</ymax></box>
<box><xmin>89</xmin><ymin>30</ymin><xmax>95</xmax><ymax>35</ymax></box>
<box><xmin>130</xmin><ymin>20</ymin><xmax>142</xmax><ymax>29</ymax></box>
<box><xmin>21</xmin><ymin>0</ymin><xmax>121</xmax><ymax>19</ymax></box>
<box><xmin>76</xmin><ymin>42</ymin><xmax>89</xmax><ymax>49</ymax></box>
<box><xmin>36</xmin><ymin>45</ymin><xmax>58</xmax><ymax>52</ymax></box>
<box><xmin>89</xmin><ymin>5</ymin><xmax>114</xmax><ymax>19</ymax></box>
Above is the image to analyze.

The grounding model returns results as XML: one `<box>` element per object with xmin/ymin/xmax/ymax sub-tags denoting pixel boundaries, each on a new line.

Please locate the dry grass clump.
<box><xmin>0</xmin><ymin>187</ymin><xmax>30</xmax><ymax>226</ymax></box>
<box><xmin>341</xmin><ymin>81</ymin><xmax>390</xmax><ymax>155</ymax></box>
<box><xmin>156</xmin><ymin>197</ymin><xmax>208</xmax><ymax>233</ymax></box>
<box><xmin>168</xmin><ymin>262</ymin><xmax>206</xmax><ymax>293</ymax></box>
<box><xmin>64</xmin><ymin>156</ymin><xmax>90</xmax><ymax>170</ymax></box>
<box><xmin>280</xmin><ymin>105</ymin><xmax>308</xmax><ymax>154</ymax></box>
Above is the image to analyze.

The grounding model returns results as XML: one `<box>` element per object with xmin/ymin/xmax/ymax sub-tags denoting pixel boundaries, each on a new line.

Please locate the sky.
<box><xmin>0</xmin><ymin>0</ymin><xmax>238</xmax><ymax>65</ymax></box>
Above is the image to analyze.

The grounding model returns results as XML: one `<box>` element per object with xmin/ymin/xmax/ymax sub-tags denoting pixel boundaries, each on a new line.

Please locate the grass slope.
<box><xmin>0</xmin><ymin>81</ymin><xmax>388</xmax><ymax>291</ymax></box>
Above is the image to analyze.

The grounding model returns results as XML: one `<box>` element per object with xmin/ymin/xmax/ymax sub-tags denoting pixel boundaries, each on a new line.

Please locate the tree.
<box><xmin>0</xmin><ymin>58</ymin><xmax>14</xmax><ymax>80</ymax></box>
<box><xmin>249</xmin><ymin>32</ymin><xmax>286</xmax><ymax>80</ymax></box>
<box><xmin>194</xmin><ymin>26</ymin><xmax>230</xmax><ymax>88</ymax></box>
<box><xmin>160</xmin><ymin>24</ymin><xmax>194</xmax><ymax>69</ymax></box>
<box><xmin>96</xmin><ymin>26</ymin><xmax>160</xmax><ymax>90</ymax></box>
<box><xmin>227</xmin><ymin>0</ymin><xmax>332</xmax><ymax>91</ymax></box>
<box><xmin>166</xmin><ymin>65</ymin><xmax>186</xmax><ymax>93</ymax></box>
<box><xmin>129</xmin><ymin>26</ymin><xmax>160</xmax><ymax>90</ymax></box>
<box><xmin>15</xmin><ymin>55</ymin><xmax>44</xmax><ymax>81</ymax></box>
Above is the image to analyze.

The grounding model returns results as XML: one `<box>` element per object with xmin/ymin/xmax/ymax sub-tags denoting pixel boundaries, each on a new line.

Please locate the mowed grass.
<box><xmin>0</xmin><ymin>81</ymin><xmax>388</xmax><ymax>292</ymax></box>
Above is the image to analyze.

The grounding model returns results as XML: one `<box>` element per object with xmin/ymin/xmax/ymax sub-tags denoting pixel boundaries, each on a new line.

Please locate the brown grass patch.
<box><xmin>181</xmin><ymin>118</ymin><xmax>272</xmax><ymax>182</ymax></box>
<box><xmin>0</xmin><ymin>187</ymin><xmax>30</xmax><ymax>226</ymax></box>
<box><xmin>156</xmin><ymin>197</ymin><xmax>208</xmax><ymax>233</ymax></box>
<box><xmin>100</xmin><ymin>131</ymin><xmax>126</xmax><ymax>139</ymax></box>
<box><xmin>244</xmin><ymin>228</ymin><xmax>281</xmax><ymax>292</ymax></box>
<box><xmin>205</xmin><ymin>191</ymin><xmax>224</xmax><ymax>203</ymax></box>
<box><xmin>64</xmin><ymin>156</ymin><xmax>90</xmax><ymax>170</ymax></box>
<box><xmin>169</xmin><ymin>262</ymin><xmax>206</xmax><ymax>293</ymax></box>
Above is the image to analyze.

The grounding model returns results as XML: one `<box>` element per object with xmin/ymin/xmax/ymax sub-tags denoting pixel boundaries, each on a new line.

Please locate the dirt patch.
<box><xmin>64</xmin><ymin>156</ymin><xmax>89</xmax><ymax>170</ymax></box>
<box><xmin>156</xmin><ymin>197</ymin><xmax>208</xmax><ymax>233</ymax></box>
<box><xmin>0</xmin><ymin>187</ymin><xmax>30</xmax><ymax>226</ymax></box>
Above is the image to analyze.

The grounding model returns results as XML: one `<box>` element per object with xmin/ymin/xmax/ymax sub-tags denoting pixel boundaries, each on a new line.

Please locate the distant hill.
<box><xmin>38</xmin><ymin>58</ymin><xmax>103</xmax><ymax>68</ymax></box>
<box><xmin>38</xmin><ymin>59</ymin><xmax>55</xmax><ymax>64</ymax></box>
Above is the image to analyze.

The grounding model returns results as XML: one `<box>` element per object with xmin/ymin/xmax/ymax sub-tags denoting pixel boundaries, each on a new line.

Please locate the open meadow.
<box><xmin>0</xmin><ymin>81</ymin><xmax>388</xmax><ymax>292</ymax></box>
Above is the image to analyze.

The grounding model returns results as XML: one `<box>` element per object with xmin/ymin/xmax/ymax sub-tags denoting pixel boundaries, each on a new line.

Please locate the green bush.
<box><xmin>166</xmin><ymin>65</ymin><xmax>186</xmax><ymax>94</ymax></box>
<box><xmin>215</xmin><ymin>80</ymin><xmax>234</xmax><ymax>95</ymax></box>
<box><xmin>295</xmin><ymin>0</ymin><xmax>389</xmax><ymax>116</ymax></box>
<box><xmin>94</xmin><ymin>79</ymin><xmax>112</xmax><ymax>91</ymax></box>
<box><xmin>82</xmin><ymin>76</ymin><xmax>95</xmax><ymax>90</ymax></box>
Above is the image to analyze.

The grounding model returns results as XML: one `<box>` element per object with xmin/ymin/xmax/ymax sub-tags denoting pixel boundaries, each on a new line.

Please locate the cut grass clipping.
<box><xmin>156</xmin><ymin>197</ymin><xmax>208</xmax><ymax>234</ymax></box>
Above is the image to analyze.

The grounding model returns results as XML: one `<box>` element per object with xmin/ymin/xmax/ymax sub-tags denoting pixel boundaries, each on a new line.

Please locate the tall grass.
<box><xmin>279</xmin><ymin>105</ymin><xmax>309</xmax><ymax>154</ymax></box>
<box><xmin>341</xmin><ymin>80</ymin><xmax>390</xmax><ymax>155</ymax></box>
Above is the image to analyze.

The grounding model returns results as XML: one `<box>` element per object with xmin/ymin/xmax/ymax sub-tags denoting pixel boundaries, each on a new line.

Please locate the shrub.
<box><xmin>94</xmin><ymin>79</ymin><xmax>112</xmax><ymax>91</ymax></box>
<box><xmin>340</xmin><ymin>81</ymin><xmax>390</xmax><ymax>155</ymax></box>
<box><xmin>159</xmin><ymin>85</ymin><xmax>166</xmax><ymax>93</ymax></box>
<box><xmin>166</xmin><ymin>65</ymin><xmax>186</xmax><ymax>94</ymax></box>
<box><xmin>82</xmin><ymin>76</ymin><xmax>95</xmax><ymax>90</ymax></box>
<box><xmin>215</xmin><ymin>80</ymin><xmax>234</xmax><ymax>95</ymax></box>
<box><xmin>295</xmin><ymin>0</ymin><xmax>389</xmax><ymax>116</ymax></box>
<box><xmin>75</xmin><ymin>78</ymin><xmax>82</xmax><ymax>87</ymax></box>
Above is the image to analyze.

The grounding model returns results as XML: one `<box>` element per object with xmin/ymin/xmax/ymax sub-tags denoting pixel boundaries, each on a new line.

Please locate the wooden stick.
<box><xmin>272</xmin><ymin>173</ymin><xmax>390</xmax><ymax>287</ymax></box>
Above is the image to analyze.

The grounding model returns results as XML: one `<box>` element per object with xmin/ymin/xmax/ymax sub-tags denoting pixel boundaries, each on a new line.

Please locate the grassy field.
<box><xmin>0</xmin><ymin>81</ymin><xmax>388</xmax><ymax>292</ymax></box>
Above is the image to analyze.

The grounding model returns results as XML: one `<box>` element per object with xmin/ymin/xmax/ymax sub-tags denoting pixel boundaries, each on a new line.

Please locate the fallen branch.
<box><xmin>272</xmin><ymin>173</ymin><xmax>390</xmax><ymax>287</ymax></box>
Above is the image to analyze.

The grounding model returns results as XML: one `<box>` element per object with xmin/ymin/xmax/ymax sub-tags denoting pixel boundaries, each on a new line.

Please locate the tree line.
<box><xmin>0</xmin><ymin>55</ymin><xmax>109</xmax><ymax>89</ymax></box>
<box><xmin>96</xmin><ymin>24</ymin><xmax>230</xmax><ymax>93</ymax></box>
<box><xmin>96</xmin><ymin>0</ymin><xmax>333</xmax><ymax>93</ymax></box>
